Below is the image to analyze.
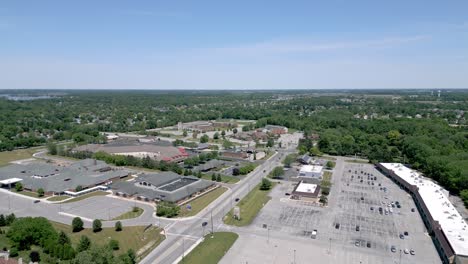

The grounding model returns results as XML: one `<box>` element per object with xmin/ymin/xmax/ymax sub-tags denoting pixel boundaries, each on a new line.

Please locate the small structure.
<box><xmin>221</xmin><ymin>150</ymin><xmax>248</xmax><ymax>160</ymax></box>
<box><xmin>263</xmin><ymin>125</ymin><xmax>288</xmax><ymax>135</ymax></box>
<box><xmin>298</xmin><ymin>154</ymin><xmax>312</xmax><ymax>165</ymax></box>
<box><xmin>298</xmin><ymin>165</ymin><xmax>323</xmax><ymax>179</ymax></box>
<box><xmin>291</xmin><ymin>181</ymin><xmax>320</xmax><ymax>200</ymax></box>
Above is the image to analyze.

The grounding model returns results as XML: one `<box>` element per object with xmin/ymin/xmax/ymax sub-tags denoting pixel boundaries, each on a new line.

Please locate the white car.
<box><xmin>404</xmin><ymin>249</ymin><xmax>409</xmax><ymax>254</ymax></box>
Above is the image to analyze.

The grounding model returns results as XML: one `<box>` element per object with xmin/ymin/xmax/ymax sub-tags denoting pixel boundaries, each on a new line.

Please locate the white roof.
<box><xmin>0</xmin><ymin>178</ymin><xmax>23</xmax><ymax>185</ymax></box>
<box><xmin>380</xmin><ymin>163</ymin><xmax>468</xmax><ymax>256</ymax></box>
<box><xmin>300</xmin><ymin>165</ymin><xmax>323</xmax><ymax>173</ymax></box>
<box><xmin>296</xmin><ymin>182</ymin><xmax>318</xmax><ymax>193</ymax></box>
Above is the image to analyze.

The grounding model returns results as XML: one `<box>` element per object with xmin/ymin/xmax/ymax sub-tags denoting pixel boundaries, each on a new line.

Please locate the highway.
<box><xmin>140</xmin><ymin>145</ymin><xmax>297</xmax><ymax>264</ymax></box>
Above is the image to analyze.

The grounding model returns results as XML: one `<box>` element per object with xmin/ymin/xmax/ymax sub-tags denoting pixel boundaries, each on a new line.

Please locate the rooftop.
<box><xmin>295</xmin><ymin>182</ymin><xmax>318</xmax><ymax>193</ymax></box>
<box><xmin>380</xmin><ymin>163</ymin><xmax>468</xmax><ymax>256</ymax></box>
<box><xmin>300</xmin><ymin>165</ymin><xmax>323</xmax><ymax>173</ymax></box>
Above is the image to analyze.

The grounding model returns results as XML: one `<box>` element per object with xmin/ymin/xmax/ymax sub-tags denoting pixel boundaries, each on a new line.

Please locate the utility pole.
<box><xmin>328</xmin><ymin>238</ymin><xmax>332</xmax><ymax>254</ymax></box>
<box><xmin>399</xmin><ymin>249</ymin><xmax>402</xmax><ymax>264</ymax></box>
<box><xmin>182</xmin><ymin>238</ymin><xmax>185</xmax><ymax>263</ymax></box>
<box><xmin>293</xmin><ymin>249</ymin><xmax>296</xmax><ymax>264</ymax></box>
<box><xmin>211</xmin><ymin>209</ymin><xmax>214</xmax><ymax>237</ymax></box>
<box><xmin>267</xmin><ymin>228</ymin><xmax>270</xmax><ymax>244</ymax></box>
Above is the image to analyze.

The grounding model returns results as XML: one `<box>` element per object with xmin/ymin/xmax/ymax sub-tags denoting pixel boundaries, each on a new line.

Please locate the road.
<box><xmin>140</xmin><ymin>145</ymin><xmax>298</xmax><ymax>264</ymax></box>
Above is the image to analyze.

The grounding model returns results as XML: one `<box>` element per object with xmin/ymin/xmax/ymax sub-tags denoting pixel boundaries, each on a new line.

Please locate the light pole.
<box><xmin>293</xmin><ymin>249</ymin><xmax>296</xmax><ymax>264</ymax></box>
<box><xmin>182</xmin><ymin>238</ymin><xmax>185</xmax><ymax>263</ymax></box>
<box><xmin>267</xmin><ymin>228</ymin><xmax>270</xmax><ymax>244</ymax></box>
<box><xmin>399</xmin><ymin>249</ymin><xmax>402</xmax><ymax>264</ymax></box>
<box><xmin>328</xmin><ymin>238</ymin><xmax>332</xmax><ymax>254</ymax></box>
<box><xmin>210</xmin><ymin>209</ymin><xmax>214</xmax><ymax>237</ymax></box>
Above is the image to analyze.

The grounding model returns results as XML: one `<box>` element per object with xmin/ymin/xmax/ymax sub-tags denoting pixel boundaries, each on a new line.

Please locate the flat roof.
<box><xmin>0</xmin><ymin>178</ymin><xmax>23</xmax><ymax>185</ymax></box>
<box><xmin>300</xmin><ymin>165</ymin><xmax>323</xmax><ymax>173</ymax></box>
<box><xmin>295</xmin><ymin>182</ymin><xmax>318</xmax><ymax>193</ymax></box>
<box><xmin>380</xmin><ymin>163</ymin><xmax>468</xmax><ymax>256</ymax></box>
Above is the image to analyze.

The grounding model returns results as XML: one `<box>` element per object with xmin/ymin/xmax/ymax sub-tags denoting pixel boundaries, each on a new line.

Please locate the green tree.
<box><xmin>260</xmin><ymin>178</ymin><xmax>272</xmax><ymax>190</ymax></box>
<box><xmin>7</xmin><ymin>217</ymin><xmax>57</xmax><ymax>250</ymax></box>
<box><xmin>47</xmin><ymin>142</ymin><xmax>58</xmax><ymax>155</ymax></box>
<box><xmin>72</xmin><ymin>217</ymin><xmax>84</xmax><ymax>232</ymax></box>
<box><xmin>461</xmin><ymin>190</ymin><xmax>468</xmax><ymax>207</ymax></box>
<box><xmin>14</xmin><ymin>182</ymin><xmax>23</xmax><ymax>192</ymax></box>
<box><xmin>77</xmin><ymin>235</ymin><xmax>91</xmax><ymax>252</ymax></box>
<box><xmin>221</xmin><ymin>130</ymin><xmax>226</xmax><ymax>138</ymax></box>
<box><xmin>30</xmin><ymin>250</ymin><xmax>40</xmax><ymax>262</ymax></box>
<box><xmin>213</xmin><ymin>132</ymin><xmax>220</xmax><ymax>140</ymax></box>
<box><xmin>5</xmin><ymin>213</ymin><xmax>15</xmax><ymax>225</ymax></box>
<box><xmin>75</xmin><ymin>185</ymin><xmax>83</xmax><ymax>192</ymax></box>
<box><xmin>216</xmin><ymin>174</ymin><xmax>222</xmax><ymax>182</ymax></box>
<box><xmin>0</xmin><ymin>214</ymin><xmax>5</xmax><ymax>226</ymax></box>
<box><xmin>200</xmin><ymin>134</ymin><xmax>209</xmax><ymax>143</ymax></box>
<box><xmin>266</xmin><ymin>138</ymin><xmax>274</xmax><ymax>148</ymax></box>
<box><xmin>325</xmin><ymin>161</ymin><xmax>335</xmax><ymax>169</ymax></box>
<box><xmin>115</xmin><ymin>221</ymin><xmax>122</xmax><ymax>231</ymax></box>
<box><xmin>156</xmin><ymin>201</ymin><xmax>180</xmax><ymax>218</ymax></box>
<box><xmin>92</xmin><ymin>219</ymin><xmax>102</xmax><ymax>232</ymax></box>
<box><xmin>233</xmin><ymin>128</ymin><xmax>238</xmax><ymax>134</ymax></box>
<box><xmin>211</xmin><ymin>173</ymin><xmax>217</xmax><ymax>181</ymax></box>
<box><xmin>37</xmin><ymin>188</ymin><xmax>45</xmax><ymax>197</ymax></box>
<box><xmin>182</xmin><ymin>130</ymin><xmax>188</xmax><ymax>137</ymax></box>
<box><xmin>269</xmin><ymin>166</ymin><xmax>285</xmax><ymax>179</ymax></box>
<box><xmin>9</xmin><ymin>247</ymin><xmax>18</xmax><ymax>257</ymax></box>
<box><xmin>108</xmin><ymin>239</ymin><xmax>119</xmax><ymax>250</ymax></box>
<box><xmin>58</xmin><ymin>230</ymin><xmax>71</xmax><ymax>245</ymax></box>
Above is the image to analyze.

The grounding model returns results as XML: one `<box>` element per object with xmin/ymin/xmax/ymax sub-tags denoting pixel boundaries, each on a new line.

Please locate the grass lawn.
<box><xmin>15</xmin><ymin>190</ymin><xmax>48</xmax><ymax>198</ymax></box>
<box><xmin>51</xmin><ymin>221</ymin><xmax>165</xmax><ymax>259</ymax></box>
<box><xmin>179</xmin><ymin>187</ymin><xmax>227</xmax><ymax>217</ymax></box>
<box><xmin>345</xmin><ymin>159</ymin><xmax>370</xmax><ymax>164</ymax></box>
<box><xmin>179</xmin><ymin>232</ymin><xmax>238</xmax><ymax>264</ymax></box>
<box><xmin>200</xmin><ymin>174</ymin><xmax>239</xmax><ymax>184</ymax></box>
<box><xmin>0</xmin><ymin>147</ymin><xmax>43</xmax><ymax>167</ymax></box>
<box><xmin>323</xmin><ymin>171</ymin><xmax>332</xmax><ymax>182</ymax></box>
<box><xmin>223</xmin><ymin>182</ymin><xmax>276</xmax><ymax>226</ymax></box>
<box><xmin>112</xmin><ymin>207</ymin><xmax>144</xmax><ymax>220</ymax></box>
<box><xmin>47</xmin><ymin>195</ymin><xmax>70</xmax><ymax>202</ymax></box>
<box><xmin>60</xmin><ymin>191</ymin><xmax>109</xmax><ymax>203</ymax></box>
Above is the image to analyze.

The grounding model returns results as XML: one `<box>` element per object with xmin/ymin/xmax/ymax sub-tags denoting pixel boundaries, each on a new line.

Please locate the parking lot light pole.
<box><xmin>293</xmin><ymin>249</ymin><xmax>296</xmax><ymax>264</ymax></box>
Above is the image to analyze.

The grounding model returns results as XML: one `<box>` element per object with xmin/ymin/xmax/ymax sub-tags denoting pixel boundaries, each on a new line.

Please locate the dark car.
<box><xmin>356</xmin><ymin>225</ymin><xmax>360</xmax><ymax>232</ymax></box>
<box><xmin>285</xmin><ymin>193</ymin><xmax>290</xmax><ymax>196</ymax></box>
<box><xmin>366</xmin><ymin>242</ymin><xmax>371</xmax><ymax>248</ymax></box>
<box><xmin>34</xmin><ymin>200</ymin><xmax>40</xmax><ymax>203</ymax></box>
<box><xmin>335</xmin><ymin>223</ymin><xmax>340</xmax><ymax>229</ymax></box>
<box><xmin>411</xmin><ymin>208</ymin><xmax>415</xmax><ymax>212</ymax></box>
<box><xmin>235</xmin><ymin>198</ymin><xmax>240</xmax><ymax>202</ymax></box>
<box><xmin>391</xmin><ymin>246</ymin><xmax>396</xmax><ymax>253</ymax></box>
<box><xmin>399</xmin><ymin>234</ymin><xmax>404</xmax><ymax>239</ymax></box>
<box><xmin>370</xmin><ymin>207</ymin><xmax>374</xmax><ymax>211</ymax></box>
<box><xmin>397</xmin><ymin>204</ymin><xmax>401</xmax><ymax>208</ymax></box>
<box><xmin>404</xmin><ymin>231</ymin><xmax>409</xmax><ymax>236</ymax></box>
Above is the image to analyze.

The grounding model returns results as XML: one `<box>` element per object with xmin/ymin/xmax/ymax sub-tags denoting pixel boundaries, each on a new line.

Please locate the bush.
<box><xmin>37</xmin><ymin>188</ymin><xmax>45</xmax><ymax>197</ymax></box>
<box><xmin>109</xmin><ymin>239</ymin><xmax>119</xmax><ymax>250</ymax></box>
<box><xmin>232</xmin><ymin>168</ymin><xmax>240</xmax><ymax>176</ymax></box>
<box><xmin>260</xmin><ymin>178</ymin><xmax>272</xmax><ymax>190</ymax></box>
<box><xmin>269</xmin><ymin>166</ymin><xmax>285</xmax><ymax>179</ymax></box>
<box><xmin>75</xmin><ymin>185</ymin><xmax>83</xmax><ymax>192</ymax></box>
<box><xmin>77</xmin><ymin>235</ymin><xmax>91</xmax><ymax>252</ymax></box>
<box><xmin>115</xmin><ymin>221</ymin><xmax>122</xmax><ymax>232</ymax></box>
<box><xmin>461</xmin><ymin>190</ymin><xmax>468</xmax><ymax>207</ymax></box>
<box><xmin>15</xmin><ymin>182</ymin><xmax>23</xmax><ymax>192</ymax></box>
<box><xmin>92</xmin><ymin>219</ymin><xmax>102</xmax><ymax>232</ymax></box>
<box><xmin>30</xmin><ymin>250</ymin><xmax>40</xmax><ymax>262</ymax></box>
<box><xmin>156</xmin><ymin>201</ymin><xmax>180</xmax><ymax>218</ymax></box>
<box><xmin>72</xmin><ymin>217</ymin><xmax>84</xmax><ymax>232</ymax></box>
<box><xmin>7</xmin><ymin>217</ymin><xmax>57</xmax><ymax>250</ymax></box>
<box><xmin>325</xmin><ymin>161</ymin><xmax>335</xmax><ymax>169</ymax></box>
<box><xmin>5</xmin><ymin>213</ymin><xmax>15</xmax><ymax>225</ymax></box>
<box><xmin>0</xmin><ymin>215</ymin><xmax>5</xmax><ymax>227</ymax></box>
<box><xmin>9</xmin><ymin>247</ymin><xmax>18</xmax><ymax>257</ymax></box>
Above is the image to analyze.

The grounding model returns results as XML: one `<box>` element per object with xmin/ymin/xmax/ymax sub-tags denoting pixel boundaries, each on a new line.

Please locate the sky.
<box><xmin>1</xmin><ymin>0</ymin><xmax>467</xmax><ymax>90</ymax></box>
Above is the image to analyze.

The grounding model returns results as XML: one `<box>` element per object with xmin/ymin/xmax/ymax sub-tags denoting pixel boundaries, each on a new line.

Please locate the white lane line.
<box><xmin>58</xmin><ymin>212</ymin><xmax>93</xmax><ymax>222</ymax></box>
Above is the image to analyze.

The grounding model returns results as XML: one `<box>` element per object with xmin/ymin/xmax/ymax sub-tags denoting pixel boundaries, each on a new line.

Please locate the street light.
<box><xmin>293</xmin><ymin>249</ymin><xmax>296</xmax><ymax>264</ymax></box>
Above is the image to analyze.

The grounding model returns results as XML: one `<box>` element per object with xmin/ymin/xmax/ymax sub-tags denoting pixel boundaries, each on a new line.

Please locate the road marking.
<box><xmin>165</xmin><ymin>233</ymin><xmax>199</xmax><ymax>240</ymax></box>
<box><xmin>58</xmin><ymin>212</ymin><xmax>92</xmax><ymax>222</ymax></box>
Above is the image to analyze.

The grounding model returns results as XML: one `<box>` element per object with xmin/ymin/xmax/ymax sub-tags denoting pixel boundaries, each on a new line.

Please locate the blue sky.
<box><xmin>1</xmin><ymin>0</ymin><xmax>467</xmax><ymax>89</ymax></box>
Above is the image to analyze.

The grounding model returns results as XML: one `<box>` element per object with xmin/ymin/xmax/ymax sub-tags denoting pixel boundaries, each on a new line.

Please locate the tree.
<box><xmin>30</xmin><ymin>250</ymin><xmax>40</xmax><ymax>262</ymax></box>
<box><xmin>260</xmin><ymin>178</ymin><xmax>272</xmax><ymax>190</ymax></box>
<box><xmin>5</xmin><ymin>213</ymin><xmax>15</xmax><ymax>225</ymax></box>
<box><xmin>269</xmin><ymin>166</ymin><xmax>285</xmax><ymax>179</ymax></box>
<box><xmin>222</xmin><ymin>139</ymin><xmax>234</xmax><ymax>149</ymax></box>
<box><xmin>216</xmin><ymin>174</ymin><xmax>222</xmax><ymax>182</ymax></box>
<box><xmin>58</xmin><ymin>231</ymin><xmax>71</xmax><ymax>245</ymax></box>
<box><xmin>213</xmin><ymin>132</ymin><xmax>220</xmax><ymax>140</ymax></box>
<box><xmin>47</xmin><ymin>142</ymin><xmax>58</xmax><ymax>155</ymax></box>
<box><xmin>232</xmin><ymin>168</ymin><xmax>240</xmax><ymax>176</ymax></box>
<box><xmin>182</xmin><ymin>130</ymin><xmax>188</xmax><ymax>137</ymax></box>
<box><xmin>233</xmin><ymin>128</ymin><xmax>238</xmax><ymax>134</ymax></box>
<box><xmin>211</xmin><ymin>173</ymin><xmax>217</xmax><ymax>181</ymax></box>
<box><xmin>77</xmin><ymin>235</ymin><xmax>91</xmax><ymax>252</ymax></box>
<box><xmin>156</xmin><ymin>201</ymin><xmax>180</xmax><ymax>218</ymax></box>
<box><xmin>14</xmin><ymin>182</ymin><xmax>23</xmax><ymax>192</ymax></box>
<box><xmin>109</xmin><ymin>239</ymin><xmax>119</xmax><ymax>250</ymax></box>
<box><xmin>200</xmin><ymin>134</ymin><xmax>209</xmax><ymax>143</ymax></box>
<box><xmin>115</xmin><ymin>221</ymin><xmax>123</xmax><ymax>231</ymax></box>
<box><xmin>461</xmin><ymin>190</ymin><xmax>468</xmax><ymax>207</ymax></box>
<box><xmin>0</xmin><ymin>214</ymin><xmax>5</xmax><ymax>227</ymax></box>
<box><xmin>9</xmin><ymin>247</ymin><xmax>18</xmax><ymax>257</ymax></box>
<box><xmin>282</xmin><ymin>154</ymin><xmax>297</xmax><ymax>168</ymax></box>
<box><xmin>7</xmin><ymin>217</ymin><xmax>57</xmax><ymax>250</ymax></box>
<box><xmin>72</xmin><ymin>217</ymin><xmax>84</xmax><ymax>232</ymax></box>
<box><xmin>266</xmin><ymin>138</ymin><xmax>274</xmax><ymax>148</ymax></box>
<box><xmin>37</xmin><ymin>188</ymin><xmax>45</xmax><ymax>197</ymax></box>
<box><xmin>75</xmin><ymin>185</ymin><xmax>83</xmax><ymax>192</ymax></box>
<box><xmin>325</xmin><ymin>161</ymin><xmax>335</xmax><ymax>169</ymax></box>
<box><xmin>92</xmin><ymin>219</ymin><xmax>102</xmax><ymax>232</ymax></box>
<box><xmin>221</xmin><ymin>130</ymin><xmax>226</xmax><ymax>138</ymax></box>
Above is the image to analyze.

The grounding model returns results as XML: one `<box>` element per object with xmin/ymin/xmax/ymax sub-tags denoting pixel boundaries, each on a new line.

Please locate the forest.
<box><xmin>0</xmin><ymin>89</ymin><xmax>467</xmax><ymax>206</ymax></box>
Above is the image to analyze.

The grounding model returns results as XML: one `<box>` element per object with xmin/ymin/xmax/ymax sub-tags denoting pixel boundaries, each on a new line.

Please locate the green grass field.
<box><xmin>200</xmin><ymin>174</ymin><xmax>239</xmax><ymax>184</ymax></box>
<box><xmin>323</xmin><ymin>171</ymin><xmax>332</xmax><ymax>182</ymax></box>
<box><xmin>60</xmin><ymin>191</ymin><xmax>109</xmax><ymax>203</ymax></box>
<box><xmin>223</xmin><ymin>182</ymin><xmax>276</xmax><ymax>226</ymax></box>
<box><xmin>179</xmin><ymin>232</ymin><xmax>238</xmax><ymax>264</ymax></box>
<box><xmin>112</xmin><ymin>207</ymin><xmax>144</xmax><ymax>220</ymax></box>
<box><xmin>345</xmin><ymin>159</ymin><xmax>370</xmax><ymax>164</ymax></box>
<box><xmin>179</xmin><ymin>187</ymin><xmax>227</xmax><ymax>217</ymax></box>
<box><xmin>0</xmin><ymin>147</ymin><xmax>42</xmax><ymax>167</ymax></box>
<box><xmin>51</xmin><ymin>221</ymin><xmax>165</xmax><ymax>258</ymax></box>
<box><xmin>15</xmin><ymin>190</ymin><xmax>48</xmax><ymax>198</ymax></box>
<box><xmin>47</xmin><ymin>195</ymin><xmax>70</xmax><ymax>201</ymax></box>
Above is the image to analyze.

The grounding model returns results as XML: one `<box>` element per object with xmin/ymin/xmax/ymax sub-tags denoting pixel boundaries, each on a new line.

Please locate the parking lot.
<box><xmin>237</xmin><ymin>160</ymin><xmax>441</xmax><ymax>264</ymax></box>
<box><xmin>60</xmin><ymin>196</ymin><xmax>140</xmax><ymax>220</ymax></box>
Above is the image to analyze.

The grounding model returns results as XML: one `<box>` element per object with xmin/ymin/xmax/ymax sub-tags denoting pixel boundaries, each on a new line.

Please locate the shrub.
<box><xmin>260</xmin><ymin>178</ymin><xmax>272</xmax><ymax>190</ymax></box>
<box><xmin>109</xmin><ymin>239</ymin><xmax>119</xmax><ymax>250</ymax></box>
<box><xmin>72</xmin><ymin>217</ymin><xmax>84</xmax><ymax>232</ymax></box>
<box><xmin>156</xmin><ymin>201</ymin><xmax>180</xmax><ymax>218</ymax></box>
<box><xmin>92</xmin><ymin>219</ymin><xmax>102</xmax><ymax>232</ymax></box>
<box><xmin>37</xmin><ymin>188</ymin><xmax>45</xmax><ymax>197</ymax></box>
<box><xmin>9</xmin><ymin>247</ymin><xmax>18</xmax><ymax>257</ymax></box>
<box><xmin>115</xmin><ymin>221</ymin><xmax>122</xmax><ymax>232</ymax></box>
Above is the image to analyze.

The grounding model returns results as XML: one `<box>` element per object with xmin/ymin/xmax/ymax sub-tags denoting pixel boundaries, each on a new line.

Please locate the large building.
<box><xmin>291</xmin><ymin>181</ymin><xmax>320</xmax><ymax>200</ymax></box>
<box><xmin>0</xmin><ymin>159</ymin><xmax>129</xmax><ymax>195</ymax></box>
<box><xmin>298</xmin><ymin>165</ymin><xmax>323</xmax><ymax>179</ymax></box>
<box><xmin>74</xmin><ymin>143</ymin><xmax>189</xmax><ymax>162</ymax></box>
<box><xmin>112</xmin><ymin>171</ymin><xmax>214</xmax><ymax>203</ymax></box>
<box><xmin>377</xmin><ymin>163</ymin><xmax>468</xmax><ymax>264</ymax></box>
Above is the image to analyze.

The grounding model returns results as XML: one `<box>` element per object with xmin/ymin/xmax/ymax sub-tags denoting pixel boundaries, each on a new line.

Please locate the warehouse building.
<box><xmin>0</xmin><ymin>159</ymin><xmax>129</xmax><ymax>195</ymax></box>
<box><xmin>291</xmin><ymin>181</ymin><xmax>321</xmax><ymax>200</ymax></box>
<box><xmin>112</xmin><ymin>171</ymin><xmax>215</xmax><ymax>203</ymax></box>
<box><xmin>377</xmin><ymin>163</ymin><xmax>468</xmax><ymax>264</ymax></box>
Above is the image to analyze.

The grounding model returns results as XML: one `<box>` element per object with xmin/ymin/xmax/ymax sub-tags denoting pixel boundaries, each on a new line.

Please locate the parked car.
<box><xmin>335</xmin><ymin>223</ymin><xmax>340</xmax><ymax>229</ymax></box>
<box><xmin>391</xmin><ymin>246</ymin><xmax>396</xmax><ymax>253</ymax></box>
<box><xmin>356</xmin><ymin>225</ymin><xmax>360</xmax><ymax>232</ymax></box>
<box><xmin>355</xmin><ymin>240</ymin><xmax>360</xmax><ymax>247</ymax></box>
<box><xmin>235</xmin><ymin>198</ymin><xmax>240</xmax><ymax>202</ymax></box>
<box><xmin>366</xmin><ymin>242</ymin><xmax>371</xmax><ymax>248</ymax></box>
<box><xmin>34</xmin><ymin>200</ymin><xmax>40</xmax><ymax>204</ymax></box>
<box><xmin>404</xmin><ymin>231</ymin><xmax>409</xmax><ymax>236</ymax></box>
<box><xmin>311</xmin><ymin>229</ymin><xmax>317</xmax><ymax>239</ymax></box>
<box><xmin>399</xmin><ymin>234</ymin><xmax>404</xmax><ymax>239</ymax></box>
<box><xmin>285</xmin><ymin>193</ymin><xmax>290</xmax><ymax>196</ymax></box>
<box><xmin>404</xmin><ymin>249</ymin><xmax>409</xmax><ymax>254</ymax></box>
<box><xmin>411</xmin><ymin>208</ymin><xmax>416</xmax><ymax>212</ymax></box>
<box><xmin>410</xmin><ymin>249</ymin><xmax>415</xmax><ymax>255</ymax></box>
